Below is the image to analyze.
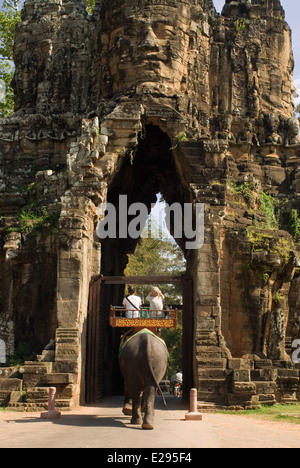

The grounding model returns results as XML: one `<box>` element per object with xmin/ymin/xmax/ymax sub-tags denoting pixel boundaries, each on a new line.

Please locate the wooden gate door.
<box><xmin>85</xmin><ymin>274</ymin><xmax>194</xmax><ymax>404</ymax></box>
<box><xmin>85</xmin><ymin>279</ymin><xmax>105</xmax><ymax>404</ymax></box>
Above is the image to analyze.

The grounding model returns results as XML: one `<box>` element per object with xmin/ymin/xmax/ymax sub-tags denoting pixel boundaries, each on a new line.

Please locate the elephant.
<box><xmin>119</xmin><ymin>330</ymin><xmax>168</xmax><ymax>430</ymax></box>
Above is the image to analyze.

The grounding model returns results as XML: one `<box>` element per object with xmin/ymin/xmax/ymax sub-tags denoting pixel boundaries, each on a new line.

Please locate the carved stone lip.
<box><xmin>134</xmin><ymin>53</ymin><xmax>168</xmax><ymax>63</ymax></box>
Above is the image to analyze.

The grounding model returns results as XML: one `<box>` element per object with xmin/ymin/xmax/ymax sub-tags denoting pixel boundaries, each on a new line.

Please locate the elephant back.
<box><xmin>118</xmin><ymin>328</ymin><xmax>168</xmax><ymax>359</ymax></box>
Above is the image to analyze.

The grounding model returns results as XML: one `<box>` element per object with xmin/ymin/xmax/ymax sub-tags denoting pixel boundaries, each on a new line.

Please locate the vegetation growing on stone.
<box><xmin>0</xmin><ymin>0</ymin><xmax>300</xmax><ymax>412</ymax></box>
<box><xmin>0</xmin><ymin>0</ymin><xmax>21</xmax><ymax>117</ymax></box>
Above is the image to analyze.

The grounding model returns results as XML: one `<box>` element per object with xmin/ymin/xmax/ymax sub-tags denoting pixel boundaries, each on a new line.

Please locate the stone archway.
<box><xmin>82</xmin><ymin>121</ymin><xmax>198</xmax><ymax>403</ymax></box>
<box><xmin>2</xmin><ymin>0</ymin><xmax>300</xmax><ymax>411</ymax></box>
<box><xmin>53</xmin><ymin>105</ymin><xmax>197</xmax><ymax>405</ymax></box>
<box><xmin>51</xmin><ymin>102</ymin><xmax>231</xmax><ymax>407</ymax></box>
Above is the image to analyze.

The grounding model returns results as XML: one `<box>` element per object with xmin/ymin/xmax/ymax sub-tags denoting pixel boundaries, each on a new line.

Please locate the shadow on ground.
<box><xmin>5</xmin><ymin>394</ymin><xmax>188</xmax><ymax>429</ymax></box>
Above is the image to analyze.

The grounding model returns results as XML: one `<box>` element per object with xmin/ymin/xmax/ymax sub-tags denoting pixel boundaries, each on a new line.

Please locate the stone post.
<box><xmin>185</xmin><ymin>388</ymin><xmax>202</xmax><ymax>421</ymax></box>
<box><xmin>41</xmin><ymin>387</ymin><xmax>61</xmax><ymax>419</ymax></box>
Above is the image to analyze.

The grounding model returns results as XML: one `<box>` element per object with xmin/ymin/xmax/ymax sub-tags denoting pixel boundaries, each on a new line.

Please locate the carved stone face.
<box><xmin>101</xmin><ymin>2</ymin><xmax>191</xmax><ymax>95</ymax></box>
<box><xmin>287</xmin><ymin>117</ymin><xmax>300</xmax><ymax>136</ymax></box>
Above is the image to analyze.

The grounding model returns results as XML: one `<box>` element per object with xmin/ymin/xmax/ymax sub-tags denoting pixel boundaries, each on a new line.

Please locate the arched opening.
<box><xmin>85</xmin><ymin>124</ymin><xmax>195</xmax><ymax>402</ymax></box>
<box><xmin>124</xmin><ymin>200</ymin><xmax>186</xmax><ymax>386</ymax></box>
<box><xmin>100</xmin><ymin>124</ymin><xmax>191</xmax><ymax>277</ymax></box>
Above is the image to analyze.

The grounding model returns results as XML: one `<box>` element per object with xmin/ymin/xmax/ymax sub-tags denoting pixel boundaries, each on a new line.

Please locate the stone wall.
<box><xmin>0</xmin><ymin>0</ymin><xmax>300</xmax><ymax>409</ymax></box>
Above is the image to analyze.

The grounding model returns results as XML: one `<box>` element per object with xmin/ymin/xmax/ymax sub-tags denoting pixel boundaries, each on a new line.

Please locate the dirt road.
<box><xmin>0</xmin><ymin>396</ymin><xmax>299</xmax><ymax>449</ymax></box>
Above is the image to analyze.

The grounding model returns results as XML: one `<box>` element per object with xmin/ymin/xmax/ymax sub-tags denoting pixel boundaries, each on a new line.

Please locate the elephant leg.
<box><xmin>142</xmin><ymin>384</ymin><xmax>156</xmax><ymax>430</ymax></box>
<box><xmin>122</xmin><ymin>386</ymin><xmax>132</xmax><ymax>416</ymax></box>
<box><xmin>141</xmin><ymin>391</ymin><xmax>147</xmax><ymax>414</ymax></box>
<box><xmin>122</xmin><ymin>398</ymin><xmax>132</xmax><ymax>416</ymax></box>
<box><xmin>131</xmin><ymin>392</ymin><xmax>143</xmax><ymax>425</ymax></box>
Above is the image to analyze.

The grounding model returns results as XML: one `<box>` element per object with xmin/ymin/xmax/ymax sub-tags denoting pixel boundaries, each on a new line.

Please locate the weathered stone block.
<box><xmin>0</xmin><ymin>378</ymin><xmax>22</xmax><ymax>391</ymax></box>
<box><xmin>198</xmin><ymin>368</ymin><xmax>227</xmax><ymax>380</ymax></box>
<box><xmin>0</xmin><ymin>392</ymin><xmax>10</xmax><ymax>406</ymax></box>
<box><xmin>254</xmin><ymin>360</ymin><xmax>273</xmax><ymax>369</ymax></box>
<box><xmin>8</xmin><ymin>390</ymin><xmax>24</xmax><ymax>404</ymax></box>
<box><xmin>233</xmin><ymin>370</ymin><xmax>251</xmax><ymax>382</ymax></box>
<box><xmin>19</xmin><ymin>362</ymin><xmax>52</xmax><ymax>389</ymax></box>
<box><xmin>197</xmin><ymin>358</ymin><xmax>227</xmax><ymax>370</ymax></box>
<box><xmin>277</xmin><ymin>369</ymin><xmax>299</xmax><ymax>379</ymax></box>
<box><xmin>226</xmin><ymin>393</ymin><xmax>255</xmax><ymax>409</ymax></box>
<box><xmin>0</xmin><ymin>367</ymin><xmax>21</xmax><ymax>379</ymax></box>
<box><xmin>255</xmin><ymin>382</ymin><xmax>277</xmax><ymax>395</ymax></box>
<box><xmin>195</xmin><ymin>346</ymin><xmax>222</xmax><ymax>359</ymax></box>
<box><xmin>228</xmin><ymin>359</ymin><xmax>252</xmax><ymax>370</ymax></box>
<box><xmin>26</xmin><ymin>387</ymin><xmax>49</xmax><ymax>403</ymax></box>
<box><xmin>233</xmin><ymin>382</ymin><xmax>256</xmax><ymax>394</ymax></box>
<box><xmin>42</xmin><ymin>373</ymin><xmax>74</xmax><ymax>385</ymax></box>
<box><xmin>258</xmin><ymin>394</ymin><xmax>276</xmax><ymax>405</ymax></box>
<box><xmin>56</xmin><ymin>384</ymin><xmax>76</xmax><ymax>399</ymax></box>
<box><xmin>55</xmin><ymin>328</ymin><xmax>80</xmax><ymax>363</ymax></box>
<box><xmin>251</xmin><ymin>369</ymin><xmax>278</xmax><ymax>381</ymax></box>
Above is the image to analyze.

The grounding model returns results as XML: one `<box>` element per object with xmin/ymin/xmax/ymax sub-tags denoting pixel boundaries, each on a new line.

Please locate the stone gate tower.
<box><xmin>0</xmin><ymin>0</ymin><xmax>300</xmax><ymax>409</ymax></box>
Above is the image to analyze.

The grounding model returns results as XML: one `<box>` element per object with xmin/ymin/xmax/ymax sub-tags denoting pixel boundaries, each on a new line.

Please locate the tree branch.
<box><xmin>3</xmin><ymin>0</ymin><xmax>20</xmax><ymax>11</ymax></box>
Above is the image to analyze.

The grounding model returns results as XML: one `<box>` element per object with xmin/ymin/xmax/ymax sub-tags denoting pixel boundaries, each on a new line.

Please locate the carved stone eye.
<box><xmin>152</xmin><ymin>22</ymin><xmax>175</xmax><ymax>40</ymax></box>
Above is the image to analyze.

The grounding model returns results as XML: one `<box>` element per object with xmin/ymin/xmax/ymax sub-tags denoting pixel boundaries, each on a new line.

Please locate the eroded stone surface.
<box><xmin>0</xmin><ymin>0</ymin><xmax>300</xmax><ymax>409</ymax></box>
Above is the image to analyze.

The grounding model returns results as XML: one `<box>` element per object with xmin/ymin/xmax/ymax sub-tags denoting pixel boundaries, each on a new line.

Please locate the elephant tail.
<box><xmin>146</xmin><ymin>336</ymin><xmax>168</xmax><ymax>410</ymax></box>
<box><xmin>157</xmin><ymin>382</ymin><xmax>168</xmax><ymax>410</ymax></box>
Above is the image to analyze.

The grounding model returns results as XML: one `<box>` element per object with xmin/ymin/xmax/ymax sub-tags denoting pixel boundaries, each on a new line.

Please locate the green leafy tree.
<box><xmin>288</xmin><ymin>209</ymin><xmax>300</xmax><ymax>243</ymax></box>
<box><xmin>0</xmin><ymin>0</ymin><xmax>21</xmax><ymax>117</ymax></box>
<box><xmin>125</xmin><ymin>225</ymin><xmax>186</xmax><ymax>376</ymax></box>
<box><xmin>160</xmin><ymin>317</ymin><xmax>183</xmax><ymax>378</ymax></box>
<box><xmin>125</xmin><ymin>228</ymin><xmax>186</xmax><ymax>303</ymax></box>
<box><xmin>86</xmin><ymin>0</ymin><xmax>96</xmax><ymax>14</ymax></box>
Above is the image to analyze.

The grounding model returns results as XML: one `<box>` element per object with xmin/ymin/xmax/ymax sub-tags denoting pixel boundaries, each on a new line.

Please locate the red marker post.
<box><xmin>185</xmin><ymin>388</ymin><xmax>203</xmax><ymax>421</ymax></box>
<box><xmin>41</xmin><ymin>387</ymin><xmax>61</xmax><ymax>420</ymax></box>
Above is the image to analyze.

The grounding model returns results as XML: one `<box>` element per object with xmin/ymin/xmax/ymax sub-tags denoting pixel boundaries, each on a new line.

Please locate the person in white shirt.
<box><xmin>123</xmin><ymin>287</ymin><xmax>142</xmax><ymax>318</ymax></box>
<box><xmin>174</xmin><ymin>370</ymin><xmax>183</xmax><ymax>384</ymax></box>
<box><xmin>146</xmin><ymin>287</ymin><xmax>164</xmax><ymax>318</ymax></box>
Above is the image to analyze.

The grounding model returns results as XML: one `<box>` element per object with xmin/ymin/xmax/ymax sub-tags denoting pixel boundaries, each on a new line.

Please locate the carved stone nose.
<box><xmin>137</xmin><ymin>27</ymin><xmax>160</xmax><ymax>52</ymax></box>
